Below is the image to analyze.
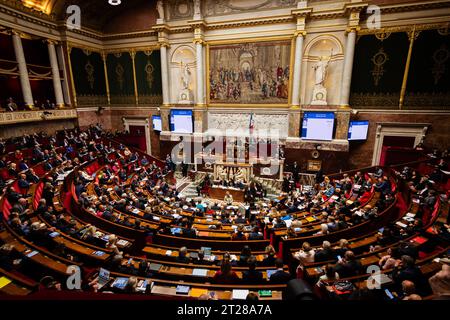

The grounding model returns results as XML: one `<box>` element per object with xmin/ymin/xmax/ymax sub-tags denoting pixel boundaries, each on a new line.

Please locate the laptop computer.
<box><xmin>96</xmin><ymin>268</ymin><xmax>110</xmax><ymax>289</ymax></box>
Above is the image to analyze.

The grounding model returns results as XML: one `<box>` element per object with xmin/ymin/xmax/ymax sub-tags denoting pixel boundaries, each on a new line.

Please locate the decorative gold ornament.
<box><xmin>85</xmin><ymin>60</ymin><xmax>95</xmax><ymax>90</ymax></box>
<box><xmin>432</xmin><ymin>44</ymin><xmax>449</xmax><ymax>85</ymax></box>
<box><xmin>371</xmin><ymin>47</ymin><xmax>389</xmax><ymax>87</ymax></box>
<box><xmin>115</xmin><ymin>63</ymin><xmax>125</xmax><ymax>91</ymax></box>
<box><xmin>145</xmin><ymin>61</ymin><xmax>155</xmax><ymax>90</ymax></box>
<box><xmin>375</xmin><ymin>32</ymin><xmax>391</xmax><ymax>41</ymax></box>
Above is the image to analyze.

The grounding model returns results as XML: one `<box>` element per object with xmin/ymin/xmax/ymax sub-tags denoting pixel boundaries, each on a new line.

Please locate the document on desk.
<box><xmin>232</xmin><ymin>289</ymin><xmax>249</xmax><ymax>300</ymax></box>
<box><xmin>192</xmin><ymin>268</ymin><xmax>208</xmax><ymax>277</ymax></box>
<box><xmin>191</xmin><ymin>288</ymin><xmax>208</xmax><ymax>298</ymax></box>
<box><xmin>26</xmin><ymin>251</ymin><xmax>38</xmax><ymax>258</ymax></box>
<box><xmin>0</xmin><ymin>277</ymin><xmax>12</xmax><ymax>289</ymax></box>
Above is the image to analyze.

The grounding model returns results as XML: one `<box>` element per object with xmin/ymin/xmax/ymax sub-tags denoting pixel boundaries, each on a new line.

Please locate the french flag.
<box><xmin>249</xmin><ymin>113</ymin><xmax>255</xmax><ymax>133</ymax></box>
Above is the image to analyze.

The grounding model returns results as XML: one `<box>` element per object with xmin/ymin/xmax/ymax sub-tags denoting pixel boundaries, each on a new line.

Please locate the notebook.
<box><xmin>192</xmin><ymin>268</ymin><xmax>208</xmax><ymax>277</ymax></box>
<box><xmin>189</xmin><ymin>252</ymin><xmax>199</xmax><ymax>259</ymax></box>
<box><xmin>116</xmin><ymin>239</ymin><xmax>128</xmax><ymax>246</ymax></box>
<box><xmin>26</xmin><ymin>251</ymin><xmax>38</xmax><ymax>258</ymax></box>
<box><xmin>92</xmin><ymin>251</ymin><xmax>105</xmax><ymax>256</ymax></box>
<box><xmin>232</xmin><ymin>289</ymin><xmax>249</xmax><ymax>300</ymax></box>
<box><xmin>201</xmin><ymin>247</ymin><xmax>212</xmax><ymax>257</ymax></box>
<box><xmin>176</xmin><ymin>285</ymin><xmax>190</xmax><ymax>295</ymax></box>
<box><xmin>171</xmin><ymin>228</ymin><xmax>182</xmax><ymax>235</ymax></box>
<box><xmin>96</xmin><ymin>268</ymin><xmax>110</xmax><ymax>289</ymax></box>
<box><xmin>190</xmin><ymin>288</ymin><xmax>208</xmax><ymax>298</ymax></box>
<box><xmin>149</xmin><ymin>263</ymin><xmax>162</xmax><ymax>272</ymax></box>
<box><xmin>0</xmin><ymin>277</ymin><xmax>12</xmax><ymax>289</ymax></box>
<box><xmin>112</xmin><ymin>277</ymin><xmax>129</xmax><ymax>290</ymax></box>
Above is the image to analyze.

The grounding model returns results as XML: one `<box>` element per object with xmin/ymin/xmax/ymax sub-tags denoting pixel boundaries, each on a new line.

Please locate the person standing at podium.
<box><xmin>224</xmin><ymin>191</ymin><xmax>233</xmax><ymax>205</ymax></box>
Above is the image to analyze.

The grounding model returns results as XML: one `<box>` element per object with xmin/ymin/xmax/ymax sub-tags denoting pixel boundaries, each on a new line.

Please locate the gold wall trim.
<box><xmin>0</xmin><ymin>109</ymin><xmax>77</xmax><ymax>125</ymax></box>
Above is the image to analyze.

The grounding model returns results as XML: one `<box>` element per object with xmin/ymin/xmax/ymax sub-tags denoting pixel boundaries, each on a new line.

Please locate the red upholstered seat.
<box><xmin>2</xmin><ymin>198</ymin><xmax>12</xmax><ymax>220</ymax></box>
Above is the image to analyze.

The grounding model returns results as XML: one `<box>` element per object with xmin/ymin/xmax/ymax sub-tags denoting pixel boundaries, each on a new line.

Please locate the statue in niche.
<box><xmin>178</xmin><ymin>61</ymin><xmax>194</xmax><ymax>103</ymax></box>
<box><xmin>313</xmin><ymin>55</ymin><xmax>331</xmax><ymax>86</ymax></box>
<box><xmin>156</xmin><ymin>0</ymin><xmax>165</xmax><ymax>23</ymax></box>
<box><xmin>181</xmin><ymin>62</ymin><xmax>191</xmax><ymax>90</ymax></box>
<box><xmin>311</xmin><ymin>50</ymin><xmax>334</xmax><ymax>106</ymax></box>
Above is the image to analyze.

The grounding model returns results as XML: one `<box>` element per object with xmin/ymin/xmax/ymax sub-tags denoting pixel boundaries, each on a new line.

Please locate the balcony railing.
<box><xmin>0</xmin><ymin>109</ymin><xmax>77</xmax><ymax>125</ymax></box>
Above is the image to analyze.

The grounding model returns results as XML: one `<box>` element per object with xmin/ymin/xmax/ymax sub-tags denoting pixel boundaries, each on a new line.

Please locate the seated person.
<box><xmin>18</xmin><ymin>173</ymin><xmax>30</xmax><ymax>189</ymax></box>
<box><xmin>261</xmin><ymin>245</ymin><xmax>277</xmax><ymax>266</ymax></box>
<box><xmin>176</xmin><ymin>247</ymin><xmax>190</xmax><ymax>264</ymax></box>
<box><xmin>242</xmin><ymin>256</ymin><xmax>263</xmax><ymax>284</ymax></box>
<box><xmin>334</xmin><ymin>251</ymin><xmax>363</xmax><ymax>278</ymax></box>
<box><xmin>232</xmin><ymin>224</ymin><xmax>247</xmax><ymax>240</ymax></box>
<box><xmin>269</xmin><ymin>259</ymin><xmax>291</xmax><ymax>284</ymax></box>
<box><xmin>212</xmin><ymin>259</ymin><xmax>239</xmax><ymax>284</ymax></box>
<box><xmin>314</xmin><ymin>241</ymin><xmax>336</xmax><ymax>263</ymax></box>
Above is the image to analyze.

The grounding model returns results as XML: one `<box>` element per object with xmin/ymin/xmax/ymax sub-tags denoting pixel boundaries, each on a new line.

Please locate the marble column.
<box><xmin>12</xmin><ymin>32</ymin><xmax>34</xmax><ymax>108</ymax></box>
<box><xmin>47</xmin><ymin>41</ymin><xmax>65</xmax><ymax>108</ymax></box>
<box><xmin>291</xmin><ymin>32</ymin><xmax>305</xmax><ymax>107</ymax></box>
<box><xmin>340</xmin><ymin>29</ymin><xmax>357</xmax><ymax>107</ymax></box>
<box><xmin>160</xmin><ymin>44</ymin><xmax>170</xmax><ymax>106</ymax></box>
<box><xmin>56</xmin><ymin>44</ymin><xmax>71</xmax><ymax>106</ymax></box>
<box><xmin>195</xmin><ymin>41</ymin><xmax>205</xmax><ymax>105</ymax></box>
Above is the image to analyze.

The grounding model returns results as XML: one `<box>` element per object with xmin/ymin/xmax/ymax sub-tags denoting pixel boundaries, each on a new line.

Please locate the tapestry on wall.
<box><xmin>208</xmin><ymin>40</ymin><xmax>291</xmax><ymax>105</ymax></box>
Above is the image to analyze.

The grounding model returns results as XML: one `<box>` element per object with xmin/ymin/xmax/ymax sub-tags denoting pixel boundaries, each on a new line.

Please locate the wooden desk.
<box><xmin>209</xmin><ymin>187</ymin><xmax>245</xmax><ymax>203</ymax></box>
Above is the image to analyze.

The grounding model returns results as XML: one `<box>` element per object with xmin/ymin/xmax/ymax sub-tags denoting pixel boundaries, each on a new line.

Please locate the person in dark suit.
<box><xmin>392</xmin><ymin>255</ymin><xmax>430</xmax><ymax>296</ymax></box>
<box><xmin>314</xmin><ymin>241</ymin><xmax>336</xmax><ymax>263</ymax></box>
<box><xmin>26</xmin><ymin>169</ymin><xmax>40</xmax><ymax>184</ymax></box>
<box><xmin>334</xmin><ymin>251</ymin><xmax>363</xmax><ymax>278</ymax></box>
<box><xmin>18</xmin><ymin>174</ymin><xmax>30</xmax><ymax>189</ymax></box>
<box><xmin>242</xmin><ymin>256</ymin><xmax>263</xmax><ymax>284</ymax></box>
<box><xmin>248</xmin><ymin>226</ymin><xmax>264</xmax><ymax>240</ymax></box>
<box><xmin>269</xmin><ymin>259</ymin><xmax>291</xmax><ymax>284</ymax></box>
<box><xmin>176</xmin><ymin>247</ymin><xmax>191</xmax><ymax>264</ymax></box>
<box><xmin>261</xmin><ymin>245</ymin><xmax>277</xmax><ymax>266</ymax></box>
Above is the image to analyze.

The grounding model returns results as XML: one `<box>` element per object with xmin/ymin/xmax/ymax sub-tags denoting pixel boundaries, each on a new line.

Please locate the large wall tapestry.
<box><xmin>70</xmin><ymin>47</ymin><xmax>107</xmax><ymax>106</ymax></box>
<box><xmin>208</xmin><ymin>40</ymin><xmax>291</xmax><ymax>105</ymax></box>
<box><xmin>106</xmin><ymin>52</ymin><xmax>135</xmax><ymax>104</ymax></box>
<box><xmin>405</xmin><ymin>29</ymin><xmax>450</xmax><ymax>109</ymax></box>
<box><xmin>349</xmin><ymin>32</ymin><xmax>409</xmax><ymax>108</ymax></box>
<box><xmin>135</xmin><ymin>50</ymin><xmax>163</xmax><ymax>104</ymax></box>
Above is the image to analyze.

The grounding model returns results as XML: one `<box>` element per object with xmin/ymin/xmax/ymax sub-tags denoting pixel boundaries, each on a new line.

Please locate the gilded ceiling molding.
<box><xmin>357</xmin><ymin>22</ymin><xmax>450</xmax><ymax>36</ymax></box>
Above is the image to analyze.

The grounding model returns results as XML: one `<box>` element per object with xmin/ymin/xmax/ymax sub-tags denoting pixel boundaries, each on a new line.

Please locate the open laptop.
<box><xmin>96</xmin><ymin>268</ymin><xmax>111</xmax><ymax>289</ymax></box>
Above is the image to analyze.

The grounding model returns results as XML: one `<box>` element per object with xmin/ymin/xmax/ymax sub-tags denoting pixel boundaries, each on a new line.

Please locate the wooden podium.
<box><xmin>209</xmin><ymin>186</ymin><xmax>245</xmax><ymax>203</ymax></box>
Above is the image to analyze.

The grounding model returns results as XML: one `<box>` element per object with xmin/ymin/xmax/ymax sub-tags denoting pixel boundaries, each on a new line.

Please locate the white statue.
<box><xmin>313</xmin><ymin>55</ymin><xmax>331</xmax><ymax>86</ymax></box>
<box><xmin>311</xmin><ymin>50</ymin><xmax>334</xmax><ymax>106</ymax></box>
<box><xmin>157</xmin><ymin>0</ymin><xmax>165</xmax><ymax>22</ymax></box>
<box><xmin>181</xmin><ymin>62</ymin><xmax>191</xmax><ymax>90</ymax></box>
<box><xmin>193</xmin><ymin>0</ymin><xmax>201</xmax><ymax>18</ymax></box>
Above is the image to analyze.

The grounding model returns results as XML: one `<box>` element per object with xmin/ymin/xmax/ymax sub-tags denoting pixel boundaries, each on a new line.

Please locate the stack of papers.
<box><xmin>232</xmin><ymin>289</ymin><xmax>249</xmax><ymax>300</ymax></box>
<box><xmin>176</xmin><ymin>285</ymin><xmax>190</xmax><ymax>295</ymax></box>
<box><xmin>192</xmin><ymin>269</ymin><xmax>208</xmax><ymax>277</ymax></box>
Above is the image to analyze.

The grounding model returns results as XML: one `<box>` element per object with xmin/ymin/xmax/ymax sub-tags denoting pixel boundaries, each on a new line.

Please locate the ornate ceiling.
<box><xmin>3</xmin><ymin>0</ymin><xmax>155</xmax><ymax>31</ymax></box>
